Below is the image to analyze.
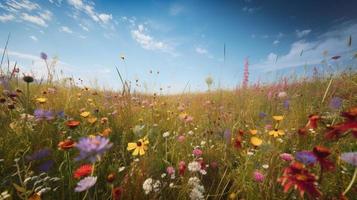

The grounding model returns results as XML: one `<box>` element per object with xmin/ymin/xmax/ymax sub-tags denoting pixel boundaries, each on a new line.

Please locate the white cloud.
<box><xmin>79</xmin><ymin>23</ymin><xmax>89</xmax><ymax>31</ymax></box>
<box><xmin>242</xmin><ymin>6</ymin><xmax>260</xmax><ymax>13</ymax></box>
<box><xmin>253</xmin><ymin>23</ymin><xmax>357</xmax><ymax>72</ymax></box>
<box><xmin>59</xmin><ymin>26</ymin><xmax>73</xmax><ymax>34</ymax></box>
<box><xmin>195</xmin><ymin>47</ymin><xmax>208</xmax><ymax>54</ymax></box>
<box><xmin>21</xmin><ymin>13</ymin><xmax>47</xmax><ymax>27</ymax></box>
<box><xmin>39</xmin><ymin>10</ymin><xmax>52</xmax><ymax>21</ymax></box>
<box><xmin>67</xmin><ymin>0</ymin><xmax>112</xmax><ymax>25</ymax></box>
<box><xmin>273</xmin><ymin>40</ymin><xmax>280</xmax><ymax>45</ymax></box>
<box><xmin>98</xmin><ymin>13</ymin><xmax>112</xmax><ymax>24</ymax></box>
<box><xmin>296</xmin><ymin>29</ymin><xmax>311</xmax><ymax>38</ymax></box>
<box><xmin>131</xmin><ymin>24</ymin><xmax>170</xmax><ymax>52</ymax></box>
<box><xmin>29</xmin><ymin>35</ymin><xmax>38</xmax><ymax>41</ymax></box>
<box><xmin>169</xmin><ymin>3</ymin><xmax>184</xmax><ymax>16</ymax></box>
<box><xmin>3</xmin><ymin>0</ymin><xmax>39</xmax><ymax>12</ymax></box>
<box><xmin>0</xmin><ymin>14</ymin><xmax>15</xmax><ymax>22</ymax></box>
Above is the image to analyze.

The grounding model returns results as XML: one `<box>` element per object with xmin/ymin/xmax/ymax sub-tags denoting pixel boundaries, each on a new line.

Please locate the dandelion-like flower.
<box><xmin>74</xmin><ymin>176</ymin><xmax>97</xmax><ymax>192</ymax></box>
<box><xmin>75</xmin><ymin>136</ymin><xmax>113</xmax><ymax>163</ymax></box>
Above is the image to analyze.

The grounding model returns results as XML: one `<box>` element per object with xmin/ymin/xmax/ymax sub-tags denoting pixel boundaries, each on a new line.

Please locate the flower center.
<box><xmin>136</xmin><ymin>141</ymin><xmax>142</xmax><ymax>147</ymax></box>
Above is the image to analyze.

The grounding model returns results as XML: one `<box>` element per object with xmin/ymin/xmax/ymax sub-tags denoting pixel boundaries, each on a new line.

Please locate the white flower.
<box><xmin>143</xmin><ymin>178</ymin><xmax>153</xmax><ymax>194</ymax></box>
<box><xmin>169</xmin><ymin>183</ymin><xmax>174</xmax><ymax>188</ymax></box>
<box><xmin>161</xmin><ymin>173</ymin><xmax>167</xmax><ymax>178</ymax></box>
<box><xmin>188</xmin><ymin>130</ymin><xmax>194</xmax><ymax>135</ymax></box>
<box><xmin>278</xmin><ymin>91</ymin><xmax>287</xmax><ymax>98</ymax></box>
<box><xmin>188</xmin><ymin>161</ymin><xmax>201</xmax><ymax>172</ymax></box>
<box><xmin>188</xmin><ymin>177</ymin><xmax>205</xmax><ymax>200</ymax></box>
<box><xmin>200</xmin><ymin>141</ymin><xmax>206</xmax><ymax>146</ymax></box>
<box><xmin>262</xmin><ymin>164</ymin><xmax>269</xmax><ymax>169</ymax></box>
<box><xmin>163</xmin><ymin>131</ymin><xmax>170</xmax><ymax>138</ymax></box>
<box><xmin>247</xmin><ymin>151</ymin><xmax>254</xmax><ymax>156</ymax></box>
<box><xmin>153</xmin><ymin>180</ymin><xmax>161</xmax><ymax>192</ymax></box>
<box><xmin>118</xmin><ymin>166</ymin><xmax>125</xmax><ymax>172</ymax></box>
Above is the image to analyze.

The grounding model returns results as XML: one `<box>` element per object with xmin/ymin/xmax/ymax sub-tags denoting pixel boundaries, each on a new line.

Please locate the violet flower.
<box><xmin>75</xmin><ymin>136</ymin><xmax>112</xmax><ymax>163</ymax></box>
<box><xmin>295</xmin><ymin>151</ymin><xmax>317</xmax><ymax>165</ymax></box>
<box><xmin>75</xmin><ymin>176</ymin><xmax>97</xmax><ymax>192</ymax></box>
<box><xmin>34</xmin><ymin>109</ymin><xmax>54</xmax><ymax>121</ymax></box>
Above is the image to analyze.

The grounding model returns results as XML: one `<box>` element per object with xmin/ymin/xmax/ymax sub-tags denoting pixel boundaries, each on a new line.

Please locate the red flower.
<box><xmin>178</xmin><ymin>161</ymin><xmax>186</xmax><ymax>176</ymax></box>
<box><xmin>66</xmin><ymin>120</ymin><xmax>80</xmax><ymax>129</ymax></box>
<box><xmin>234</xmin><ymin>135</ymin><xmax>243</xmax><ymax>149</ymax></box>
<box><xmin>112</xmin><ymin>186</ymin><xmax>123</xmax><ymax>200</ymax></box>
<box><xmin>325</xmin><ymin>121</ymin><xmax>357</xmax><ymax>140</ymax></box>
<box><xmin>73</xmin><ymin>164</ymin><xmax>93</xmax><ymax>179</ymax></box>
<box><xmin>312</xmin><ymin>146</ymin><xmax>335</xmax><ymax>171</ymax></box>
<box><xmin>58</xmin><ymin>139</ymin><xmax>76</xmax><ymax>150</ymax></box>
<box><xmin>341</xmin><ymin>107</ymin><xmax>357</xmax><ymax>120</ymax></box>
<box><xmin>278</xmin><ymin>162</ymin><xmax>322</xmax><ymax>198</ymax></box>
<box><xmin>307</xmin><ymin>114</ymin><xmax>320</xmax><ymax>129</ymax></box>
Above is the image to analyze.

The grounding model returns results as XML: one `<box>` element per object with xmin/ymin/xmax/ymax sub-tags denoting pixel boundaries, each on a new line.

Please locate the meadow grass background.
<box><xmin>0</xmin><ymin>62</ymin><xmax>356</xmax><ymax>199</ymax></box>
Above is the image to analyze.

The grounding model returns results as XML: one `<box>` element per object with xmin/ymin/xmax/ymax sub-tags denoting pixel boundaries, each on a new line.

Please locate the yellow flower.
<box><xmin>80</xmin><ymin>111</ymin><xmax>90</xmax><ymax>118</ymax></box>
<box><xmin>250</xmin><ymin>136</ymin><xmax>263</xmax><ymax>146</ymax></box>
<box><xmin>249</xmin><ymin>129</ymin><xmax>258</xmax><ymax>135</ymax></box>
<box><xmin>272</xmin><ymin>115</ymin><xmax>284</xmax><ymax>121</ymax></box>
<box><xmin>229</xmin><ymin>193</ymin><xmax>237</xmax><ymax>199</ymax></box>
<box><xmin>268</xmin><ymin>129</ymin><xmax>285</xmax><ymax>137</ymax></box>
<box><xmin>87</xmin><ymin>117</ymin><xmax>97</xmax><ymax>124</ymax></box>
<box><xmin>87</xmin><ymin>98</ymin><xmax>93</xmax><ymax>103</ymax></box>
<box><xmin>36</xmin><ymin>97</ymin><xmax>47</xmax><ymax>103</ymax></box>
<box><xmin>127</xmin><ymin>137</ymin><xmax>149</xmax><ymax>156</ymax></box>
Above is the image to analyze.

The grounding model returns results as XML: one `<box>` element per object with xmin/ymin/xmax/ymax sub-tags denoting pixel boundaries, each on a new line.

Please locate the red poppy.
<box><xmin>307</xmin><ymin>114</ymin><xmax>320</xmax><ymax>129</ymax></box>
<box><xmin>112</xmin><ymin>187</ymin><xmax>123</xmax><ymax>200</ymax></box>
<box><xmin>312</xmin><ymin>146</ymin><xmax>335</xmax><ymax>171</ymax></box>
<box><xmin>341</xmin><ymin>107</ymin><xmax>357</xmax><ymax>121</ymax></box>
<box><xmin>325</xmin><ymin>121</ymin><xmax>357</xmax><ymax>140</ymax></box>
<box><xmin>73</xmin><ymin>164</ymin><xmax>93</xmax><ymax>179</ymax></box>
<box><xmin>66</xmin><ymin>120</ymin><xmax>80</xmax><ymax>129</ymax></box>
<box><xmin>58</xmin><ymin>139</ymin><xmax>76</xmax><ymax>150</ymax></box>
<box><xmin>278</xmin><ymin>162</ymin><xmax>322</xmax><ymax>198</ymax></box>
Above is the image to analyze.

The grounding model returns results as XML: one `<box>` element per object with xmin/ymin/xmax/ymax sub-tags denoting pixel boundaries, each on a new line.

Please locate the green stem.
<box><xmin>343</xmin><ymin>167</ymin><xmax>357</xmax><ymax>195</ymax></box>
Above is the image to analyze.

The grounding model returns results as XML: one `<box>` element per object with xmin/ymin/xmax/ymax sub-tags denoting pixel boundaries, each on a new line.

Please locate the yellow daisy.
<box><xmin>87</xmin><ymin>117</ymin><xmax>97</xmax><ymax>124</ymax></box>
<box><xmin>268</xmin><ymin>129</ymin><xmax>285</xmax><ymax>137</ymax></box>
<box><xmin>272</xmin><ymin>115</ymin><xmax>284</xmax><ymax>121</ymax></box>
<box><xmin>80</xmin><ymin>111</ymin><xmax>90</xmax><ymax>118</ymax></box>
<box><xmin>127</xmin><ymin>137</ymin><xmax>149</xmax><ymax>156</ymax></box>
<box><xmin>36</xmin><ymin>97</ymin><xmax>47</xmax><ymax>103</ymax></box>
<box><xmin>250</xmin><ymin>136</ymin><xmax>263</xmax><ymax>146</ymax></box>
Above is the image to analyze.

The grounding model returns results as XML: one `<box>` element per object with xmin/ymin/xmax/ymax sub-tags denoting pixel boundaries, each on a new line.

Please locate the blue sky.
<box><xmin>0</xmin><ymin>0</ymin><xmax>357</xmax><ymax>93</ymax></box>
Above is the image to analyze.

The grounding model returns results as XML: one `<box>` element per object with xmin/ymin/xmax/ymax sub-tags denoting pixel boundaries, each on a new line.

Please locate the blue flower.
<box><xmin>26</xmin><ymin>148</ymin><xmax>51</xmax><ymax>161</ymax></box>
<box><xmin>75</xmin><ymin>136</ymin><xmax>112</xmax><ymax>163</ymax></box>
<box><xmin>295</xmin><ymin>151</ymin><xmax>317</xmax><ymax>165</ymax></box>
<box><xmin>75</xmin><ymin>176</ymin><xmax>97</xmax><ymax>192</ymax></box>
<box><xmin>37</xmin><ymin>160</ymin><xmax>54</xmax><ymax>172</ymax></box>
<box><xmin>34</xmin><ymin>109</ymin><xmax>54</xmax><ymax>121</ymax></box>
<box><xmin>329</xmin><ymin>97</ymin><xmax>342</xmax><ymax>110</ymax></box>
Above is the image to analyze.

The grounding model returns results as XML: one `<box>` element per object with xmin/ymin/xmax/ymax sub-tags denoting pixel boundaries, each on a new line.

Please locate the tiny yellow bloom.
<box><xmin>87</xmin><ymin>117</ymin><xmax>97</xmax><ymax>124</ymax></box>
<box><xmin>36</xmin><ymin>97</ymin><xmax>47</xmax><ymax>103</ymax></box>
<box><xmin>127</xmin><ymin>137</ymin><xmax>149</xmax><ymax>156</ymax></box>
<box><xmin>229</xmin><ymin>193</ymin><xmax>237</xmax><ymax>199</ymax></box>
<box><xmin>87</xmin><ymin>98</ymin><xmax>93</xmax><ymax>103</ymax></box>
<box><xmin>250</xmin><ymin>136</ymin><xmax>263</xmax><ymax>146</ymax></box>
<box><xmin>249</xmin><ymin>129</ymin><xmax>258</xmax><ymax>135</ymax></box>
<box><xmin>272</xmin><ymin>115</ymin><xmax>284</xmax><ymax>121</ymax></box>
<box><xmin>268</xmin><ymin>129</ymin><xmax>285</xmax><ymax>137</ymax></box>
<box><xmin>80</xmin><ymin>111</ymin><xmax>90</xmax><ymax>118</ymax></box>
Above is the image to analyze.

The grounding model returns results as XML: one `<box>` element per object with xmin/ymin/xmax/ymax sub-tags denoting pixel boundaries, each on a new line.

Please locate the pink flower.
<box><xmin>280</xmin><ymin>153</ymin><xmax>294</xmax><ymax>162</ymax></box>
<box><xmin>185</xmin><ymin>116</ymin><xmax>194</xmax><ymax>123</ymax></box>
<box><xmin>265</xmin><ymin>124</ymin><xmax>273</xmax><ymax>130</ymax></box>
<box><xmin>177</xmin><ymin>135</ymin><xmax>185</xmax><ymax>142</ymax></box>
<box><xmin>166</xmin><ymin>166</ymin><xmax>175</xmax><ymax>175</ymax></box>
<box><xmin>253</xmin><ymin>171</ymin><xmax>265</xmax><ymax>182</ymax></box>
<box><xmin>192</xmin><ymin>148</ymin><xmax>203</xmax><ymax>157</ymax></box>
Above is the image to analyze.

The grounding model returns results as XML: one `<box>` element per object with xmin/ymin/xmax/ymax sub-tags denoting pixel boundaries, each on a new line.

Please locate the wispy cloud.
<box><xmin>195</xmin><ymin>47</ymin><xmax>208</xmax><ymax>54</ymax></box>
<box><xmin>59</xmin><ymin>26</ymin><xmax>73</xmax><ymax>34</ymax></box>
<box><xmin>2</xmin><ymin>0</ymin><xmax>39</xmax><ymax>12</ymax></box>
<box><xmin>67</xmin><ymin>0</ymin><xmax>113</xmax><ymax>25</ymax></box>
<box><xmin>253</xmin><ymin>23</ymin><xmax>357</xmax><ymax>72</ymax></box>
<box><xmin>169</xmin><ymin>3</ymin><xmax>184</xmax><ymax>16</ymax></box>
<box><xmin>296</xmin><ymin>29</ymin><xmax>311</xmax><ymax>38</ymax></box>
<box><xmin>273</xmin><ymin>40</ymin><xmax>280</xmax><ymax>45</ymax></box>
<box><xmin>29</xmin><ymin>35</ymin><xmax>38</xmax><ymax>41</ymax></box>
<box><xmin>0</xmin><ymin>14</ymin><xmax>15</xmax><ymax>22</ymax></box>
<box><xmin>79</xmin><ymin>23</ymin><xmax>89</xmax><ymax>31</ymax></box>
<box><xmin>131</xmin><ymin>24</ymin><xmax>175</xmax><ymax>55</ymax></box>
<box><xmin>21</xmin><ymin>13</ymin><xmax>48</xmax><ymax>27</ymax></box>
<box><xmin>242</xmin><ymin>6</ymin><xmax>261</xmax><ymax>13</ymax></box>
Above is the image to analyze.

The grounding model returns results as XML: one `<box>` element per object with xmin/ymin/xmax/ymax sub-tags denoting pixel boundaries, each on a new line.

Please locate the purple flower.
<box><xmin>295</xmin><ymin>151</ymin><xmax>317</xmax><ymax>165</ymax></box>
<box><xmin>259</xmin><ymin>112</ymin><xmax>267</xmax><ymax>118</ymax></box>
<box><xmin>75</xmin><ymin>176</ymin><xmax>97</xmax><ymax>192</ymax></box>
<box><xmin>40</xmin><ymin>52</ymin><xmax>48</xmax><ymax>60</ymax></box>
<box><xmin>283</xmin><ymin>99</ymin><xmax>290</xmax><ymax>109</ymax></box>
<box><xmin>341</xmin><ymin>152</ymin><xmax>357</xmax><ymax>166</ymax></box>
<box><xmin>34</xmin><ymin>109</ymin><xmax>54</xmax><ymax>121</ymax></box>
<box><xmin>26</xmin><ymin>148</ymin><xmax>51</xmax><ymax>161</ymax></box>
<box><xmin>329</xmin><ymin>97</ymin><xmax>342</xmax><ymax>110</ymax></box>
<box><xmin>280</xmin><ymin>153</ymin><xmax>294</xmax><ymax>162</ymax></box>
<box><xmin>75</xmin><ymin>136</ymin><xmax>112</xmax><ymax>163</ymax></box>
<box><xmin>37</xmin><ymin>160</ymin><xmax>54</xmax><ymax>172</ymax></box>
<box><xmin>223</xmin><ymin>129</ymin><xmax>231</xmax><ymax>145</ymax></box>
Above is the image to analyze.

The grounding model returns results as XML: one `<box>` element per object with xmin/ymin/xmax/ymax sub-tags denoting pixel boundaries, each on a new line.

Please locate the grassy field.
<box><xmin>0</xmin><ymin>65</ymin><xmax>357</xmax><ymax>200</ymax></box>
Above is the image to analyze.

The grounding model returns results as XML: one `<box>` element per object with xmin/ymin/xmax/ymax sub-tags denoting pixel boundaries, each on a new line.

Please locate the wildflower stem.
<box><xmin>342</xmin><ymin>167</ymin><xmax>357</xmax><ymax>195</ymax></box>
<box><xmin>321</xmin><ymin>75</ymin><xmax>333</xmax><ymax>104</ymax></box>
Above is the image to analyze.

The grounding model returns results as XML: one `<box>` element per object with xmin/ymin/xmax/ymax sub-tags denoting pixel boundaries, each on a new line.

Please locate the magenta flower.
<box><xmin>192</xmin><ymin>148</ymin><xmax>203</xmax><ymax>157</ymax></box>
<box><xmin>75</xmin><ymin>176</ymin><xmax>97</xmax><ymax>192</ymax></box>
<box><xmin>280</xmin><ymin>153</ymin><xmax>294</xmax><ymax>162</ymax></box>
<box><xmin>166</xmin><ymin>166</ymin><xmax>175</xmax><ymax>175</ymax></box>
<box><xmin>253</xmin><ymin>171</ymin><xmax>265</xmax><ymax>182</ymax></box>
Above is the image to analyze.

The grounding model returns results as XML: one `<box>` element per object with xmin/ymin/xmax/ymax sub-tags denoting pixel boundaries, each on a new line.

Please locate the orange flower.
<box><xmin>66</xmin><ymin>120</ymin><xmax>80</xmax><ymax>129</ymax></box>
<box><xmin>58</xmin><ymin>139</ymin><xmax>76</xmax><ymax>150</ymax></box>
<box><xmin>101</xmin><ymin>128</ymin><xmax>112</xmax><ymax>137</ymax></box>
